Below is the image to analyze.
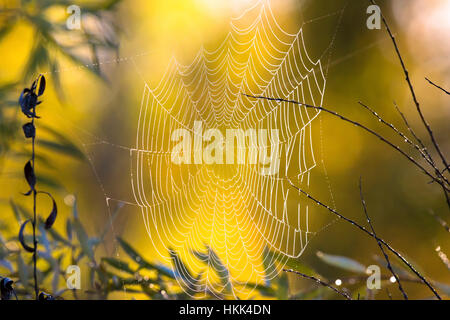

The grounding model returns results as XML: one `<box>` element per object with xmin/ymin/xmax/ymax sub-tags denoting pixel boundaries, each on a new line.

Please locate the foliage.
<box><xmin>0</xmin><ymin>0</ymin><xmax>121</xmax><ymax>157</ymax></box>
<box><xmin>2</xmin><ymin>191</ymin><xmax>449</xmax><ymax>300</ymax></box>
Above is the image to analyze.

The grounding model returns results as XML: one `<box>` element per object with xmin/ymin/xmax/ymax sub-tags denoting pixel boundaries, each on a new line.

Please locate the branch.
<box><xmin>359</xmin><ymin>177</ymin><xmax>408</xmax><ymax>299</ymax></box>
<box><xmin>372</xmin><ymin>0</ymin><xmax>449</xmax><ymax>175</ymax></box>
<box><xmin>393</xmin><ymin>102</ymin><xmax>431</xmax><ymax>162</ymax></box>
<box><xmin>358</xmin><ymin>101</ymin><xmax>449</xmax><ymax>188</ymax></box>
<box><xmin>286</xmin><ymin>178</ymin><xmax>441</xmax><ymax>300</ymax></box>
<box><xmin>243</xmin><ymin>93</ymin><xmax>449</xmax><ymax>192</ymax></box>
<box><xmin>425</xmin><ymin>77</ymin><xmax>450</xmax><ymax>95</ymax></box>
<box><xmin>283</xmin><ymin>269</ymin><xmax>351</xmax><ymax>300</ymax></box>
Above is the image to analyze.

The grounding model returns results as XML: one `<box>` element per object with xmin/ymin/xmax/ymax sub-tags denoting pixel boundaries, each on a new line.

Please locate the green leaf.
<box><xmin>169</xmin><ymin>248</ymin><xmax>193</xmax><ymax>281</ymax></box>
<box><xmin>316</xmin><ymin>251</ymin><xmax>366</xmax><ymax>274</ymax></box>
<box><xmin>9</xmin><ymin>199</ymin><xmax>22</xmax><ymax>222</ymax></box>
<box><xmin>73</xmin><ymin>218</ymin><xmax>94</xmax><ymax>261</ymax></box>
<box><xmin>17</xmin><ymin>254</ymin><xmax>29</xmax><ymax>290</ymax></box>
<box><xmin>193</xmin><ymin>246</ymin><xmax>231</xmax><ymax>291</ymax></box>
<box><xmin>276</xmin><ymin>273</ymin><xmax>289</xmax><ymax>300</ymax></box>
<box><xmin>39</xmin><ymin>139</ymin><xmax>84</xmax><ymax>160</ymax></box>
<box><xmin>19</xmin><ymin>219</ymin><xmax>35</xmax><ymax>253</ymax></box>
<box><xmin>116</xmin><ymin>237</ymin><xmax>175</xmax><ymax>278</ymax></box>
<box><xmin>102</xmin><ymin>257</ymin><xmax>134</xmax><ymax>274</ymax></box>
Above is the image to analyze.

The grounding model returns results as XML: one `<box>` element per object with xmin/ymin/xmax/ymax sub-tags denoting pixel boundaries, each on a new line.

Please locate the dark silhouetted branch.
<box><xmin>286</xmin><ymin>178</ymin><xmax>441</xmax><ymax>300</ymax></box>
<box><xmin>243</xmin><ymin>93</ymin><xmax>449</xmax><ymax>192</ymax></box>
<box><xmin>425</xmin><ymin>77</ymin><xmax>450</xmax><ymax>95</ymax></box>
<box><xmin>359</xmin><ymin>177</ymin><xmax>408</xmax><ymax>300</ymax></box>
<box><xmin>372</xmin><ymin>0</ymin><xmax>449</xmax><ymax>176</ymax></box>
<box><xmin>358</xmin><ymin>101</ymin><xmax>449</xmax><ymax>188</ymax></box>
<box><xmin>283</xmin><ymin>268</ymin><xmax>351</xmax><ymax>300</ymax></box>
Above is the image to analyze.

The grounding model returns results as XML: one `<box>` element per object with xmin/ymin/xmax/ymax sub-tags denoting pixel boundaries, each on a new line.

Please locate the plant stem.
<box><xmin>243</xmin><ymin>93</ymin><xmax>449</xmax><ymax>192</ymax></box>
<box><xmin>31</xmin><ymin>105</ymin><xmax>38</xmax><ymax>300</ymax></box>
<box><xmin>359</xmin><ymin>178</ymin><xmax>408</xmax><ymax>300</ymax></box>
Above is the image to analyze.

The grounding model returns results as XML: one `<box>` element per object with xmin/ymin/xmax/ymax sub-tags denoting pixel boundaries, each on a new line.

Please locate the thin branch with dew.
<box><xmin>359</xmin><ymin>177</ymin><xmax>408</xmax><ymax>299</ymax></box>
<box><xmin>242</xmin><ymin>93</ymin><xmax>449</xmax><ymax>192</ymax></box>
<box><xmin>283</xmin><ymin>268</ymin><xmax>351</xmax><ymax>300</ymax></box>
<box><xmin>286</xmin><ymin>178</ymin><xmax>441</xmax><ymax>299</ymax></box>
<box><xmin>371</xmin><ymin>0</ymin><xmax>449</xmax><ymax>174</ymax></box>
<box><xmin>357</xmin><ymin>101</ymin><xmax>449</xmax><ymax>190</ymax></box>
<box><xmin>425</xmin><ymin>77</ymin><xmax>450</xmax><ymax>95</ymax></box>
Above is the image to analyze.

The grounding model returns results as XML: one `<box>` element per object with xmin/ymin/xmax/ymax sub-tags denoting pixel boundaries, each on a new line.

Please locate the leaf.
<box><xmin>22</xmin><ymin>122</ymin><xmax>35</xmax><ymax>138</ymax></box>
<box><xmin>39</xmin><ymin>217</ymin><xmax>70</xmax><ymax>246</ymax></box>
<box><xmin>206</xmin><ymin>246</ymin><xmax>231</xmax><ymax>290</ymax></box>
<box><xmin>19</xmin><ymin>89</ymin><xmax>38</xmax><ymax>118</ymax></box>
<box><xmin>43</xmin><ymin>193</ymin><xmax>57</xmax><ymax>229</ymax></box>
<box><xmin>39</xmin><ymin>139</ymin><xmax>85</xmax><ymax>160</ymax></box>
<box><xmin>116</xmin><ymin>237</ymin><xmax>174</xmax><ymax>278</ymax></box>
<box><xmin>24</xmin><ymin>161</ymin><xmax>36</xmax><ymax>190</ymax></box>
<box><xmin>9</xmin><ymin>199</ymin><xmax>22</xmax><ymax>222</ymax></box>
<box><xmin>0</xmin><ymin>260</ymin><xmax>14</xmax><ymax>273</ymax></box>
<box><xmin>276</xmin><ymin>273</ymin><xmax>289</xmax><ymax>300</ymax></box>
<box><xmin>193</xmin><ymin>246</ymin><xmax>231</xmax><ymax>292</ymax></box>
<box><xmin>316</xmin><ymin>251</ymin><xmax>366</xmax><ymax>274</ymax></box>
<box><xmin>66</xmin><ymin>219</ymin><xmax>73</xmax><ymax>242</ymax></box>
<box><xmin>73</xmin><ymin>218</ymin><xmax>94</xmax><ymax>261</ymax></box>
<box><xmin>17</xmin><ymin>254</ymin><xmax>29</xmax><ymax>289</ymax></box>
<box><xmin>192</xmin><ymin>250</ymin><xmax>208</xmax><ymax>262</ymax></box>
<box><xmin>39</xmin><ymin>225</ymin><xmax>51</xmax><ymax>253</ymax></box>
<box><xmin>169</xmin><ymin>248</ymin><xmax>193</xmax><ymax>281</ymax></box>
<box><xmin>0</xmin><ymin>277</ymin><xmax>15</xmax><ymax>300</ymax></box>
<box><xmin>102</xmin><ymin>257</ymin><xmax>134</xmax><ymax>274</ymax></box>
<box><xmin>37</xmin><ymin>75</ymin><xmax>46</xmax><ymax>96</ymax></box>
<box><xmin>19</xmin><ymin>219</ymin><xmax>35</xmax><ymax>253</ymax></box>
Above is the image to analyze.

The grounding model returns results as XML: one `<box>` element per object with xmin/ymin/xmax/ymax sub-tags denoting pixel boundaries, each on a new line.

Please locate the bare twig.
<box><xmin>425</xmin><ymin>77</ymin><xmax>450</xmax><ymax>95</ymax></box>
<box><xmin>393</xmin><ymin>102</ymin><xmax>431</xmax><ymax>162</ymax></box>
<box><xmin>243</xmin><ymin>93</ymin><xmax>449</xmax><ymax>192</ymax></box>
<box><xmin>286</xmin><ymin>178</ymin><xmax>441</xmax><ymax>300</ymax></box>
<box><xmin>358</xmin><ymin>102</ymin><xmax>450</xmax><ymax>210</ymax></box>
<box><xmin>372</xmin><ymin>0</ymin><xmax>449</xmax><ymax>175</ymax></box>
<box><xmin>283</xmin><ymin>268</ymin><xmax>351</xmax><ymax>300</ymax></box>
<box><xmin>359</xmin><ymin>177</ymin><xmax>408</xmax><ymax>299</ymax></box>
<box><xmin>358</xmin><ymin>101</ymin><xmax>449</xmax><ymax>188</ymax></box>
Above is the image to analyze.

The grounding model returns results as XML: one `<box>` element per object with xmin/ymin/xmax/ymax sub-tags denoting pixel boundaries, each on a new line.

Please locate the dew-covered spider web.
<box><xmin>40</xmin><ymin>0</ymin><xmax>350</xmax><ymax>299</ymax></box>
<box><xmin>130</xmin><ymin>1</ymin><xmax>330</xmax><ymax>299</ymax></box>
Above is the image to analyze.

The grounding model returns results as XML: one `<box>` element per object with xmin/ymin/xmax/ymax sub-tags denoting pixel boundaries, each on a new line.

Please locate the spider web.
<box><xmin>129</xmin><ymin>0</ymin><xmax>330</xmax><ymax>298</ymax></box>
